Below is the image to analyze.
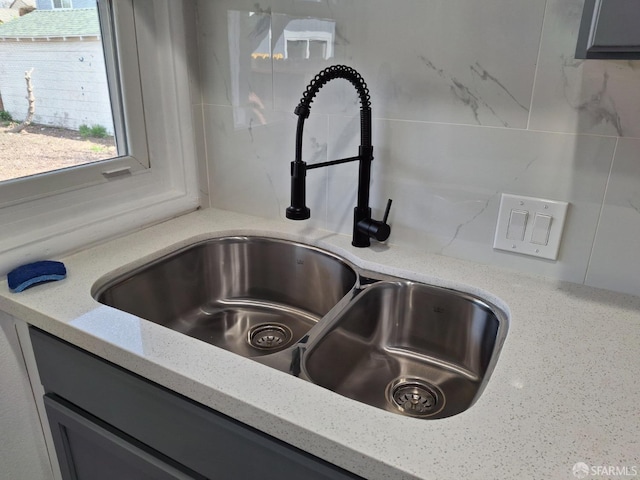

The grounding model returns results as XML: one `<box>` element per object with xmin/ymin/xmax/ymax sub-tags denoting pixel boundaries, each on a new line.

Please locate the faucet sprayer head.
<box><xmin>286</xmin><ymin>160</ymin><xmax>310</xmax><ymax>220</ymax></box>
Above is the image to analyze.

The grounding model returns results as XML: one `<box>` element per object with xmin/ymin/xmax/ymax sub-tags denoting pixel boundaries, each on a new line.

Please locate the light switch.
<box><xmin>493</xmin><ymin>193</ymin><xmax>569</xmax><ymax>261</ymax></box>
<box><xmin>530</xmin><ymin>213</ymin><xmax>552</xmax><ymax>245</ymax></box>
<box><xmin>506</xmin><ymin>210</ymin><xmax>528</xmax><ymax>241</ymax></box>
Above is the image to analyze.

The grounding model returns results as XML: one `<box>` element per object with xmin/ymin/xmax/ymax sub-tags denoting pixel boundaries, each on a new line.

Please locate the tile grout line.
<box><xmin>526</xmin><ymin>0</ymin><xmax>549</xmax><ymax>132</ymax></box>
<box><xmin>583</xmin><ymin>136</ymin><xmax>619</xmax><ymax>285</ymax></box>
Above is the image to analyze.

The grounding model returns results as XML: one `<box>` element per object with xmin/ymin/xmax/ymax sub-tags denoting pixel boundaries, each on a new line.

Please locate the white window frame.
<box><xmin>0</xmin><ymin>0</ymin><xmax>200</xmax><ymax>273</ymax></box>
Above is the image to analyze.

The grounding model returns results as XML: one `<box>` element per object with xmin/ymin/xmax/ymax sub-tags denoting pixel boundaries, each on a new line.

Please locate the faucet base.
<box><xmin>352</xmin><ymin>206</ymin><xmax>372</xmax><ymax>247</ymax></box>
<box><xmin>286</xmin><ymin>205</ymin><xmax>311</xmax><ymax>220</ymax></box>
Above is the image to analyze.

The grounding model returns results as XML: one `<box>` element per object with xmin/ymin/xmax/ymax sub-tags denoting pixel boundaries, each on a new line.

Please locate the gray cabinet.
<box><xmin>576</xmin><ymin>0</ymin><xmax>640</xmax><ymax>59</ymax></box>
<box><xmin>44</xmin><ymin>395</ymin><xmax>201</xmax><ymax>480</ymax></box>
<box><xmin>30</xmin><ymin>328</ymin><xmax>362</xmax><ymax>480</ymax></box>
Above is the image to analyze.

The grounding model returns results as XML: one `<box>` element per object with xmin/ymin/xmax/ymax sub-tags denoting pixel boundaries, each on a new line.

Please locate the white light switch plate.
<box><xmin>493</xmin><ymin>194</ymin><xmax>569</xmax><ymax>260</ymax></box>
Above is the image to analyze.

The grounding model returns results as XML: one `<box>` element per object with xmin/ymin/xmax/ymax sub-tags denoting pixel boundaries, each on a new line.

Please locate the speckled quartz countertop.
<box><xmin>1</xmin><ymin>209</ymin><xmax>639</xmax><ymax>480</ymax></box>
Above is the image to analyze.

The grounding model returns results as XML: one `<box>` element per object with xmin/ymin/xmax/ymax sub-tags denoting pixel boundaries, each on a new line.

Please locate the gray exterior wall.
<box><xmin>0</xmin><ymin>40</ymin><xmax>114</xmax><ymax>133</ymax></box>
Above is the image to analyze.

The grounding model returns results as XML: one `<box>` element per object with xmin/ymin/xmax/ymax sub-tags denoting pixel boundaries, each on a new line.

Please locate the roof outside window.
<box><xmin>0</xmin><ymin>8</ymin><xmax>99</xmax><ymax>38</ymax></box>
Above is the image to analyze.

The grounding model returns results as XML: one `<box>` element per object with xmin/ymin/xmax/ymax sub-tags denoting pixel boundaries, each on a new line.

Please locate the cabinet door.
<box><xmin>576</xmin><ymin>0</ymin><xmax>640</xmax><ymax>59</ymax></box>
<box><xmin>44</xmin><ymin>395</ymin><xmax>203</xmax><ymax>480</ymax></box>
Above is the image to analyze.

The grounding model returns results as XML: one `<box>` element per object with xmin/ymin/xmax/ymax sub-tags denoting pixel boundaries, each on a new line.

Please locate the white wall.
<box><xmin>194</xmin><ymin>0</ymin><xmax>640</xmax><ymax>297</ymax></box>
<box><xmin>0</xmin><ymin>312</ymin><xmax>54</xmax><ymax>480</ymax></box>
<box><xmin>0</xmin><ymin>39</ymin><xmax>114</xmax><ymax>133</ymax></box>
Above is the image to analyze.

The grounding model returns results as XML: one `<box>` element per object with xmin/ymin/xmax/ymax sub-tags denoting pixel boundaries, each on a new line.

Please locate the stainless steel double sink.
<box><xmin>93</xmin><ymin>236</ymin><xmax>508</xmax><ymax>419</ymax></box>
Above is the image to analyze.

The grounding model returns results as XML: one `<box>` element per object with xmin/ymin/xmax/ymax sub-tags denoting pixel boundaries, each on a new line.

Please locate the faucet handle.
<box><xmin>383</xmin><ymin>198</ymin><xmax>393</xmax><ymax>224</ymax></box>
<box><xmin>355</xmin><ymin>199</ymin><xmax>392</xmax><ymax>243</ymax></box>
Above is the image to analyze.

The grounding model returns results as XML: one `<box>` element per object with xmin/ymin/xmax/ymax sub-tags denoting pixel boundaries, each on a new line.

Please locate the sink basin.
<box><xmin>302</xmin><ymin>281</ymin><xmax>507</xmax><ymax>419</ymax></box>
<box><xmin>94</xmin><ymin>236</ymin><xmax>508</xmax><ymax>419</ymax></box>
<box><xmin>94</xmin><ymin>237</ymin><xmax>358</xmax><ymax>357</ymax></box>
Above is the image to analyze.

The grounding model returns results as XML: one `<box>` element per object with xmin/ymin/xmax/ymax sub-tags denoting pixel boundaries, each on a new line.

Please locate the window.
<box><xmin>0</xmin><ymin>0</ymin><xmax>148</xmax><ymax>206</ymax></box>
<box><xmin>281</xmin><ymin>19</ymin><xmax>335</xmax><ymax>60</ymax></box>
<box><xmin>52</xmin><ymin>0</ymin><xmax>73</xmax><ymax>9</ymax></box>
<box><xmin>0</xmin><ymin>0</ymin><xmax>199</xmax><ymax>273</ymax></box>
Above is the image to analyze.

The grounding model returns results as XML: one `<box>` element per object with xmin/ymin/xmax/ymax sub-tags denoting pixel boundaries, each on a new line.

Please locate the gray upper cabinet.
<box><xmin>576</xmin><ymin>0</ymin><xmax>640</xmax><ymax>59</ymax></box>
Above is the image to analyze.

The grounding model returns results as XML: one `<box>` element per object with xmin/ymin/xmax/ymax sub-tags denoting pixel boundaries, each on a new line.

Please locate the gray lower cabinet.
<box><xmin>30</xmin><ymin>327</ymin><xmax>363</xmax><ymax>480</ymax></box>
<box><xmin>44</xmin><ymin>395</ymin><xmax>202</xmax><ymax>480</ymax></box>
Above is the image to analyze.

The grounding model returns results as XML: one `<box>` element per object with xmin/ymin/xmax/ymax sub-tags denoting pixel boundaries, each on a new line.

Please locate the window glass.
<box><xmin>52</xmin><ymin>0</ymin><xmax>73</xmax><ymax>9</ymax></box>
<box><xmin>0</xmin><ymin>0</ymin><xmax>118</xmax><ymax>184</ymax></box>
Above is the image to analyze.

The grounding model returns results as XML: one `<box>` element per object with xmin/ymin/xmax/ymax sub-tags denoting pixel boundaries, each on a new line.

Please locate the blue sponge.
<box><xmin>7</xmin><ymin>261</ymin><xmax>67</xmax><ymax>293</ymax></box>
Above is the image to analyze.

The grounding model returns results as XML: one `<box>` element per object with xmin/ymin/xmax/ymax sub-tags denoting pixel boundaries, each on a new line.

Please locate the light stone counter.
<box><xmin>1</xmin><ymin>209</ymin><xmax>638</xmax><ymax>480</ymax></box>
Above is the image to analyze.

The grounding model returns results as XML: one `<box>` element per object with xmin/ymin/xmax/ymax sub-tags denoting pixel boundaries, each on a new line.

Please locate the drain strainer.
<box><xmin>386</xmin><ymin>378</ymin><xmax>445</xmax><ymax>418</ymax></box>
<box><xmin>247</xmin><ymin>323</ymin><xmax>293</xmax><ymax>350</ymax></box>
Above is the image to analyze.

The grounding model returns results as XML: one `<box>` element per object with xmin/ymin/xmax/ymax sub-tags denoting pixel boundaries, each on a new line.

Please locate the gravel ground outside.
<box><xmin>0</xmin><ymin>123</ymin><xmax>117</xmax><ymax>182</ymax></box>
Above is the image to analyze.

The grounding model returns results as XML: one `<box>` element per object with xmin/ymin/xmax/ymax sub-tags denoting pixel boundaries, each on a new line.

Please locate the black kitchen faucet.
<box><xmin>286</xmin><ymin>65</ymin><xmax>392</xmax><ymax>248</ymax></box>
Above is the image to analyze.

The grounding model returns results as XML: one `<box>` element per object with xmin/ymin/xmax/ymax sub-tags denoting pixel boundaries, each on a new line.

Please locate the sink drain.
<box><xmin>247</xmin><ymin>323</ymin><xmax>293</xmax><ymax>350</ymax></box>
<box><xmin>387</xmin><ymin>378</ymin><xmax>445</xmax><ymax>418</ymax></box>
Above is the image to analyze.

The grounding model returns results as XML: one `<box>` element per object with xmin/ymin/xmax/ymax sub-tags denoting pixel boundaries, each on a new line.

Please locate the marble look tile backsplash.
<box><xmin>195</xmin><ymin>0</ymin><xmax>640</xmax><ymax>297</ymax></box>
